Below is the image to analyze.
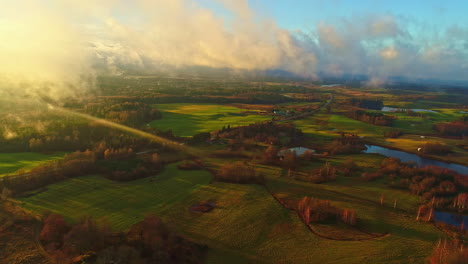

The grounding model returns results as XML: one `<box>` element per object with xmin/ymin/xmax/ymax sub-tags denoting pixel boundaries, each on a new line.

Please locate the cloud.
<box><xmin>1</xmin><ymin>0</ymin><xmax>468</xmax><ymax>104</ymax></box>
<box><xmin>0</xmin><ymin>1</ymin><xmax>95</xmax><ymax>102</ymax></box>
<box><xmin>380</xmin><ymin>46</ymin><xmax>399</xmax><ymax>60</ymax></box>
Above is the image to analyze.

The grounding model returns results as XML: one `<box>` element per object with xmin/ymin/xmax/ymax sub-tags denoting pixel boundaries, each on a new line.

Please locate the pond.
<box><xmin>278</xmin><ymin>147</ymin><xmax>315</xmax><ymax>157</ymax></box>
<box><xmin>381</xmin><ymin>107</ymin><xmax>437</xmax><ymax>113</ymax></box>
<box><xmin>362</xmin><ymin>145</ymin><xmax>468</xmax><ymax>175</ymax></box>
<box><xmin>434</xmin><ymin>211</ymin><xmax>468</xmax><ymax>230</ymax></box>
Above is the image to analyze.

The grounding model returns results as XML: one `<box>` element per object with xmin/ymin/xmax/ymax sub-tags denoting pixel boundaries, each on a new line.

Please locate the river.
<box><xmin>362</xmin><ymin>145</ymin><xmax>468</xmax><ymax>175</ymax></box>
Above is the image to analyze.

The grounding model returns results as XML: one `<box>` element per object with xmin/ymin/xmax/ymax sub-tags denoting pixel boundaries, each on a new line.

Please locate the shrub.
<box><xmin>421</xmin><ymin>142</ymin><xmax>451</xmax><ymax>155</ymax></box>
<box><xmin>361</xmin><ymin>172</ymin><xmax>383</xmax><ymax>182</ymax></box>
<box><xmin>297</xmin><ymin>197</ymin><xmax>357</xmax><ymax>226</ymax></box>
<box><xmin>308</xmin><ymin>162</ymin><xmax>337</xmax><ymax>183</ymax></box>
<box><xmin>216</xmin><ymin>162</ymin><xmax>264</xmax><ymax>184</ymax></box>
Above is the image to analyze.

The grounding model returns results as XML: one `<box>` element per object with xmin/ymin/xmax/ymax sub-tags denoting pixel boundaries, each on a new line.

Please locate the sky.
<box><xmin>250</xmin><ymin>0</ymin><xmax>468</xmax><ymax>31</ymax></box>
<box><xmin>1</xmin><ymin>0</ymin><xmax>468</xmax><ymax>102</ymax></box>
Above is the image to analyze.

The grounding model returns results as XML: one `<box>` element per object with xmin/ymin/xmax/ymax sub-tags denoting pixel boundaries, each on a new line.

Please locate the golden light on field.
<box><xmin>51</xmin><ymin>105</ymin><xmax>202</xmax><ymax>156</ymax></box>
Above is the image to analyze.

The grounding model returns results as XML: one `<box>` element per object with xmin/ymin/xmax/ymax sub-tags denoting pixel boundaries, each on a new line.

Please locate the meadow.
<box><xmin>20</xmin><ymin>163</ymin><xmax>212</xmax><ymax>230</ymax></box>
<box><xmin>149</xmin><ymin>103</ymin><xmax>271</xmax><ymax>136</ymax></box>
<box><xmin>0</xmin><ymin>152</ymin><xmax>65</xmax><ymax>177</ymax></box>
<box><xmin>19</xmin><ymin>160</ymin><xmax>445</xmax><ymax>264</ymax></box>
<box><xmin>3</xmin><ymin>78</ymin><xmax>466</xmax><ymax>263</ymax></box>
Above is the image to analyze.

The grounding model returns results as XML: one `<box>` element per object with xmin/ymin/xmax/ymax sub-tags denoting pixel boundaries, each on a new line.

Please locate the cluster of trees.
<box><xmin>327</xmin><ymin>133</ymin><xmax>366</xmax><ymax>155</ymax></box>
<box><xmin>434</xmin><ymin>116</ymin><xmax>468</xmax><ymax>138</ymax></box>
<box><xmin>85</xmin><ymin>101</ymin><xmax>162</xmax><ymax>127</ymax></box>
<box><xmin>428</xmin><ymin>239</ymin><xmax>468</xmax><ymax>264</ymax></box>
<box><xmin>341</xmin><ymin>159</ymin><xmax>360</xmax><ymax>177</ymax></box>
<box><xmin>307</xmin><ymin>162</ymin><xmax>338</xmax><ymax>183</ymax></box>
<box><xmin>379</xmin><ymin>158</ymin><xmax>467</xmax><ymax>212</ymax></box>
<box><xmin>1</xmin><ymin>108</ymin><xmax>171</xmax><ymax>154</ymax></box>
<box><xmin>0</xmin><ymin>146</ymin><xmax>163</xmax><ymax>195</ymax></box>
<box><xmin>384</xmin><ymin>129</ymin><xmax>403</xmax><ymax>138</ymax></box>
<box><xmin>0</xmin><ymin>150</ymin><xmax>97</xmax><ymax>195</ymax></box>
<box><xmin>347</xmin><ymin>99</ymin><xmax>384</xmax><ymax>110</ymax></box>
<box><xmin>103</xmin><ymin>147</ymin><xmax>135</xmax><ymax>160</ymax></box>
<box><xmin>216</xmin><ymin>122</ymin><xmax>303</xmax><ymax>148</ymax></box>
<box><xmin>361</xmin><ymin>171</ymin><xmax>384</xmax><ymax>182</ymax></box>
<box><xmin>297</xmin><ymin>197</ymin><xmax>357</xmax><ymax>226</ymax></box>
<box><xmin>188</xmin><ymin>132</ymin><xmax>211</xmax><ymax>145</ymax></box>
<box><xmin>347</xmin><ymin>110</ymin><xmax>396</xmax><ymax>126</ymax></box>
<box><xmin>177</xmin><ymin>160</ymin><xmax>204</xmax><ymax>170</ymax></box>
<box><xmin>215</xmin><ymin>161</ymin><xmax>264</xmax><ymax>185</ymax></box>
<box><xmin>421</xmin><ymin>142</ymin><xmax>452</xmax><ymax>155</ymax></box>
<box><xmin>25</xmin><ymin>124</ymin><xmax>157</xmax><ymax>153</ymax></box>
<box><xmin>40</xmin><ymin>214</ymin><xmax>205</xmax><ymax>264</ymax></box>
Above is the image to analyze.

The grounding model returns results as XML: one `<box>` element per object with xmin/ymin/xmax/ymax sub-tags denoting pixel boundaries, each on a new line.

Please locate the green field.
<box><xmin>20</xmin><ymin>163</ymin><xmax>211</xmax><ymax>230</ymax></box>
<box><xmin>19</xmin><ymin>160</ymin><xmax>445</xmax><ymax>263</ymax></box>
<box><xmin>149</xmin><ymin>104</ymin><xmax>271</xmax><ymax>136</ymax></box>
<box><xmin>294</xmin><ymin>114</ymin><xmax>390</xmax><ymax>143</ymax></box>
<box><xmin>0</xmin><ymin>152</ymin><xmax>65</xmax><ymax>177</ymax></box>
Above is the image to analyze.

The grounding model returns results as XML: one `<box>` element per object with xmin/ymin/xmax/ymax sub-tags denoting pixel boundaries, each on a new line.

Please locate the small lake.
<box><xmin>381</xmin><ymin>107</ymin><xmax>437</xmax><ymax>113</ymax></box>
<box><xmin>363</xmin><ymin>145</ymin><xmax>468</xmax><ymax>175</ymax></box>
<box><xmin>278</xmin><ymin>147</ymin><xmax>315</xmax><ymax>157</ymax></box>
<box><xmin>434</xmin><ymin>211</ymin><xmax>468</xmax><ymax>230</ymax></box>
<box><xmin>320</xmin><ymin>84</ymin><xmax>341</xmax><ymax>88</ymax></box>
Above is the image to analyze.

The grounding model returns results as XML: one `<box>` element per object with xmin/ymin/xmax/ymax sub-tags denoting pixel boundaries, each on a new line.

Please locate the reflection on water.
<box><xmin>363</xmin><ymin>145</ymin><xmax>468</xmax><ymax>175</ymax></box>
<box><xmin>381</xmin><ymin>107</ymin><xmax>437</xmax><ymax>113</ymax></box>
<box><xmin>278</xmin><ymin>147</ymin><xmax>315</xmax><ymax>157</ymax></box>
<box><xmin>434</xmin><ymin>211</ymin><xmax>468</xmax><ymax>230</ymax></box>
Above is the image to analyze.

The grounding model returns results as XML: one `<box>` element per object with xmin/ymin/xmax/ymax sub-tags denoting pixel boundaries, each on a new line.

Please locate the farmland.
<box><xmin>149</xmin><ymin>103</ymin><xmax>272</xmax><ymax>137</ymax></box>
<box><xmin>0</xmin><ymin>152</ymin><xmax>65</xmax><ymax>177</ymax></box>
<box><xmin>20</xmin><ymin>163</ymin><xmax>212</xmax><ymax>230</ymax></box>
<box><xmin>18</xmin><ymin>160</ymin><xmax>446</xmax><ymax>264</ymax></box>
<box><xmin>0</xmin><ymin>75</ymin><xmax>466</xmax><ymax>264</ymax></box>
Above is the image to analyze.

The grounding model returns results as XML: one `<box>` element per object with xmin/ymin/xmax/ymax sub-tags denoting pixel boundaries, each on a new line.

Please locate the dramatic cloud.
<box><xmin>1</xmin><ymin>0</ymin><xmax>467</xmax><ymax>103</ymax></box>
<box><xmin>0</xmin><ymin>1</ymin><xmax>95</xmax><ymax>102</ymax></box>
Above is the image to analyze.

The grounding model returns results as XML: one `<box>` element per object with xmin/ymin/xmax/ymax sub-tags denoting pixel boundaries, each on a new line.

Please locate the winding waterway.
<box><xmin>362</xmin><ymin>145</ymin><xmax>468</xmax><ymax>175</ymax></box>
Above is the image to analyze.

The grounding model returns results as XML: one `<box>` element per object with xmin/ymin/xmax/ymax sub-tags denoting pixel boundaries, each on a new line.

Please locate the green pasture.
<box><xmin>18</xmin><ymin>158</ymin><xmax>445</xmax><ymax>263</ymax></box>
<box><xmin>149</xmin><ymin>104</ymin><xmax>271</xmax><ymax>137</ymax></box>
<box><xmin>0</xmin><ymin>152</ymin><xmax>65</xmax><ymax>177</ymax></box>
<box><xmin>20</xmin><ymin>163</ymin><xmax>211</xmax><ymax>230</ymax></box>
<box><xmin>295</xmin><ymin>114</ymin><xmax>390</xmax><ymax>141</ymax></box>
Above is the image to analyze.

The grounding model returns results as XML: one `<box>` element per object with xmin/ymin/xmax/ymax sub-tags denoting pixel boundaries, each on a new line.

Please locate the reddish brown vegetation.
<box><xmin>178</xmin><ymin>160</ymin><xmax>204</xmax><ymax>170</ymax></box>
<box><xmin>429</xmin><ymin>239</ymin><xmax>468</xmax><ymax>264</ymax></box>
<box><xmin>361</xmin><ymin>171</ymin><xmax>384</xmax><ymax>182</ymax></box>
<box><xmin>297</xmin><ymin>197</ymin><xmax>357</xmax><ymax>226</ymax></box>
<box><xmin>384</xmin><ymin>129</ymin><xmax>403</xmax><ymax>138</ymax></box>
<box><xmin>434</xmin><ymin>117</ymin><xmax>468</xmax><ymax>138</ymax></box>
<box><xmin>327</xmin><ymin>133</ymin><xmax>366</xmax><ymax>155</ymax></box>
<box><xmin>421</xmin><ymin>142</ymin><xmax>452</xmax><ymax>155</ymax></box>
<box><xmin>308</xmin><ymin>162</ymin><xmax>337</xmax><ymax>183</ymax></box>
<box><xmin>85</xmin><ymin>101</ymin><xmax>162</xmax><ymax>127</ymax></box>
<box><xmin>341</xmin><ymin>159</ymin><xmax>359</xmax><ymax>177</ymax></box>
<box><xmin>40</xmin><ymin>214</ymin><xmax>205</xmax><ymax>264</ymax></box>
<box><xmin>347</xmin><ymin>110</ymin><xmax>396</xmax><ymax>126</ymax></box>
<box><xmin>216</xmin><ymin>122</ymin><xmax>303</xmax><ymax>147</ymax></box>
<box><xmin>216</xmin><ymin>162</ymin><xmax>264</xmax><ymax>185</ymax></box>
<box><xmin>379</xmin><ymin>158</ymin><xmax>467</xmax><ymax>212</ymax></box>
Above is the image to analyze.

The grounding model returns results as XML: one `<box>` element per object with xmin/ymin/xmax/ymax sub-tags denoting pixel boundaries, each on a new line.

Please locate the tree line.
<box><xmin>40</xmin><ymin>214</ymin><xmax>205</xmax><ymax>264</ymax></box>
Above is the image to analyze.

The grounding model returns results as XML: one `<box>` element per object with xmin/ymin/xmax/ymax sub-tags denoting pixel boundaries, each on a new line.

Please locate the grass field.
<box><xmin>149</xmin><ymin>103</ymin><xmax>271</xmax><ymax>136</ymax></box>
<box><xmin>0</xmin><ymin>152</ymin><xmax>65</xmax><ymax>177</ymax></box>
<box><xmin>18</xmin><ymin>159</ymin><xmax>445</xmax><ymax>263</ymax></box>
<box><xmin>294</xmin><ymin>114</ymin><xmax>390</xmax><ymax>144</ymax></box>
<box><xmin>20</xmin><ymin>163</ymin><xmax>212</xmax><ymax>230</ymax></box>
